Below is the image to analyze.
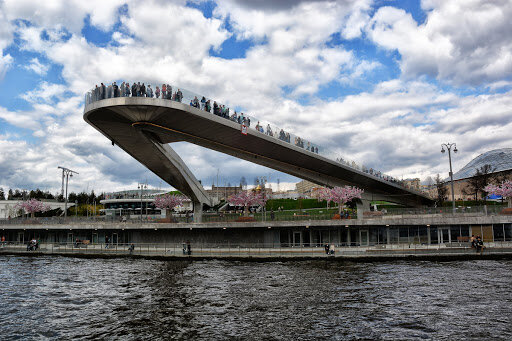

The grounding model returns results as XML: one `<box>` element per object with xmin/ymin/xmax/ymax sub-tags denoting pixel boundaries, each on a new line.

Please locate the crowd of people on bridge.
<box><xmin>87</xmin><ymin>81</ymin><xmax>322</xmax><ymax>156</ymax></box>
<box><xmin>86</xmin><ymin>81</ymin><xmax>415</xmax><ymax>192</ymax></box>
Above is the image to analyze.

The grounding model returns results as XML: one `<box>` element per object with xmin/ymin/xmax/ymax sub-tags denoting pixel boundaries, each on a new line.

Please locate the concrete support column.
<box><xmin>193</xmin><ymin>202</ymin><xmax>202</xmax><ymax>223</ymax></box>
<box><xmin>386</xmin><ymin>226</ymin><xmax>390</xmax><ymax>245</ymax></box>
<box><xmin>347</xmin><ymin>228</ymin><xmax>351</xmax><ymax>246</ymax></box>
<box><xmin>357</xmin><ymin>199</ymin><xmax>371</xmax><ymax>220</ymax></box>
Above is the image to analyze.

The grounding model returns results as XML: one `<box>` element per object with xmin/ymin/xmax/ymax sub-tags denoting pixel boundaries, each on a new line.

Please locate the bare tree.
<box><xmin>435</xmin><ymin>174</ymin><xmax>448</xmax><ymax>206</ymax></box>
<box><xmin>464</xmin><ymin>164</ymin><xmax>496</xmax><ymax>200</ymax></box>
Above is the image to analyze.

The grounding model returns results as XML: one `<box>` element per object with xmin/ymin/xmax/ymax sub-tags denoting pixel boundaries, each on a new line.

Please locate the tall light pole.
<box><xmin>138</xmin><ymin>182</ymin><xmax>147</xmax><ymax>222</ymax></box>
<box><xmin>58</xmin><ymin>166</ymin><xmax>79</xmax><ymax>217</ymax></box>
<box><xmin>441</xmin><ymin>143</ymin><xmax>458</xmax><ymax>213</ymax></box>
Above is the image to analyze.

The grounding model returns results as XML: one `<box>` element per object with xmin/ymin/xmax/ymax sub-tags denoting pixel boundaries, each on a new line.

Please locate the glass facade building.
<box><xmin>452</xmin><ymin>148</ymin><xmax>512</xmax><ymax>180</ymax></box>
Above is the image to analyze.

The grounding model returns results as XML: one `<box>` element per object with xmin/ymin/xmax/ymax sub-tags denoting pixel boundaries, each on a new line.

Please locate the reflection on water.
<box><xmin>1</xmin><ymin>256</ymin><xmax>511</xmax><ymax>340</ymax></box>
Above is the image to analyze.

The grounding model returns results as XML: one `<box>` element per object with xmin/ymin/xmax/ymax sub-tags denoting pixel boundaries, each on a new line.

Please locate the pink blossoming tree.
<box><xmin>318</xmin><ymin>186</ymin><xmax>364</xmax><ymax>214</ymax></box>
<box><xmin>16</xmin><ymin>199</ymin><xmax>51</xmax><ymax>218</ymax></box>
<box><xmin>484</xmin><ymin>180</ymin><xmax>512</xmax><ymax>208</ymax></box>
<box><xmin>228</xmin><ymin>191</ymin><xmax>267</xmax><ymax>216</ymax></box>
<box><xmin>153</xmin><ymin>194</ymin><xmax>186</xmax><ymax>218</ymax></box>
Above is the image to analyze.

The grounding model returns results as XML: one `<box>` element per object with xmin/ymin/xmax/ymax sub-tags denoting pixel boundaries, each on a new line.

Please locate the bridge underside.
<box><xmin>84</xmin><ymin>98</ymin><xmax>433</xmax><ymax>220</ymax></box>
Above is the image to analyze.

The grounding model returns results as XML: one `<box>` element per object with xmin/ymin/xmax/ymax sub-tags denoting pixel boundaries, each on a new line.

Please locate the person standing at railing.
<box><xmin>94</xmin><ymin>85</ymin><xmax>99</xmax><ymax>101</ymax></box>
<box><xmin>155</xmin><ymin>86</ymin><xmax>160</xmax><ymax>98</ymax></box>
<box><xmin>113</xmin><ymin>82</ymin><xmax>119</xmax><ymax>98</ymax></box>
<box><xmin>147</xmin><ymin>84</ymin><xmax>153</xmax><ymax>98</ymax></box>
<box><xmin>100</xmin><ymin>83</ymin><xmax>106</xmax><ymax>99</ymax></box>
<box><xmin>176</xmin><ymin>89</ymin><xmax>183</xmax><ymax>102</ymax></box>
<box><xmin>120</xmin><ymin>82</ymin><xmax>125</xmax><ymax>97</ymax></box>
<box><xmin>166</xmin><ymin>85</ymin><xmax>172</xmax><ymax>99</ymax></box>
<box><xmin>131</xmin><ymin>83</ymin><xmax>137</xmax><ymax>97</ymax></box>
<box><xmin>201</xmin><ymin>96</ymin><xmax>206</xmax><ymax>110</ymax></box>
<box><xmin>205</xmin><ymin>99</ymin><xmax>211</xmax><ymax>112</ymax></box>
<box><xmin>125</xmin><ymin>83</ymin><xmax>131</xmax><ymax>97</ymax></box>
<box><xmin>213</xmin><ymin>101</ymin><xmax>219</xmax><ymax>115</ymax></box>
<box><xmin>140</xmin><ymin>83</ymin><xmax>146</xmax><ymax>97</ymax></box>
<box><xmin>162</xmin><ymin>84</ymin><xmax>166</xmax><ymax>99</ymax></box>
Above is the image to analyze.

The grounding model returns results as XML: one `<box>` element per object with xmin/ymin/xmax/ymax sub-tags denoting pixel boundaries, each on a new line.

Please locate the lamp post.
<box><xmin>58</xmin><ymin>166</ymin><xmax>78</xmax><ymax>218</ymax></box>
<box><xmin>441</xmin><ymin>143</ymin><xmax>458</xmax><ymax>213</ymax></box>
<box><xmin>138</xmin><ymin>182</ymin><xmax>147</xmax><ymax>223</ymax></box>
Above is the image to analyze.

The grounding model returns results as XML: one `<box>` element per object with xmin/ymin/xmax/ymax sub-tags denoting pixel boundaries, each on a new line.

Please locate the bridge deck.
<box><xmin>84</xmin><ymin>97</ymin><xmax>433</xmax><ymax>206</ymax></box>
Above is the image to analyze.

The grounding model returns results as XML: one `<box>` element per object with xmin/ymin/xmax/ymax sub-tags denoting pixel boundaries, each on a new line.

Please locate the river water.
<box><xmin>0</xmin><ymin>256</ymin><xmax>511</xmax><ymax>340</ymax></box>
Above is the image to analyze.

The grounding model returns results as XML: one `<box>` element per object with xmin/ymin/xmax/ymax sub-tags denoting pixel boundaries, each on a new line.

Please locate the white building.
<box><xmin>0</xmin><ymin>200</ymin><xmax>71</xmax><ymax>219</ymax></box>
<box><xmin>100</xmin><ymin>190</ymin><xmax>192</xmax><ymax>220</ymax></box>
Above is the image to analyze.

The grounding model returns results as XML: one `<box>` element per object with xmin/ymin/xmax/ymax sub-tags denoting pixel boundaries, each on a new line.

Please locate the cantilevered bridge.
<box><xmin>84</xmin><ymin>95</ymin><xmax>433</xmax><ymax>222</ymax></box>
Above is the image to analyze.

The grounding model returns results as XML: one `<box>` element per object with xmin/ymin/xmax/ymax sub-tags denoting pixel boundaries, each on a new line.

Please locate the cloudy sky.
<box><xmin>0</xmin><ymin>0</ymin><xmax>511</xmax><ymax>195</ymax></box>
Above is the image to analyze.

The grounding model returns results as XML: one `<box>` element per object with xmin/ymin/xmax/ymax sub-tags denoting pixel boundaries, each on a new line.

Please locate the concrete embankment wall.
<box><xmin>2</xmin><ymin>244</ymin><xmax>512</xmax><ymax>262</ymax></box>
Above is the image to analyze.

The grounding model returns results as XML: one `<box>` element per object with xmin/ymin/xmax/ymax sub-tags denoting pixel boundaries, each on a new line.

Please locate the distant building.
<box><xmin>0</xmin><ymin>200</ymin><xmax>70</xmax><ymax>219</ymax></box>
<box><xmin>272</xmin><ymin>190</ymin><xmax>300</xmax><ymax>199</ymax></box>
<box><xmin>420</xmin><ymin>184</ymin><xmax>437</xmax><ymax>199</ymax></box>
<box><xmin>295</xmin><ymin>180</ymin><xmax>324</xmax><ymax>198</ymax></box>
<box><xmin>100</xmin><ymin>189</ymin><xmax>192</xmax><ymax>219</ymax></box>
<box><xmin>403</xmin><ymin>178</ymin><xmax>421</xmax><ymax>191</ymax></box>
<box><xmin>206</xmin><ymin>185</ymin><xmax>244</xmax><ymax>201</ymax></box>
<box><xmin>445</xmin><ymin>148</ymin><xmax>512</xmax><ymax>200</ymax></box>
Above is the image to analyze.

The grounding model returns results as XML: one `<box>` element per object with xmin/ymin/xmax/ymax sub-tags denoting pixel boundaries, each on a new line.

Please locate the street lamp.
<box><xmin>138</xmin><ymin>182</ymin><xmax>147</xmax><ymax>222</ymax></box>
<box><xmin>58</xmin><ymin>166</ymin><xmax>78</xmax><ymax>218</ymax></box>
<box><xmin>441</xmin><ymin>143</ymin><xmax>458</xmax><ymax>213</ymax></box>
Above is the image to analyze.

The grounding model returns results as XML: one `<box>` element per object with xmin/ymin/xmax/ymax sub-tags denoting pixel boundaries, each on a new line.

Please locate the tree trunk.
<box><xmin>243</xmin><ymin>205</ymin><xmax>248</xmax><ymax>217</ymax></box>
<box><xmin>338</xmin><ymin>202</ymin><xmax>342</xmax><ymax>215</ymax></box>
<box><xmin>508</xmin><ymin>198</ymin><xmax>512</xmax><ymax>208</ymax></box>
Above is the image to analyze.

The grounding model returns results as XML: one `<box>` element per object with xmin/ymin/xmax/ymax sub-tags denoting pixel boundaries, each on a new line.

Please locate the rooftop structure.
<box><xmin>452</xmin><ymin>148</ymin><xmax>512</xmax><ymax>181</ymax></box>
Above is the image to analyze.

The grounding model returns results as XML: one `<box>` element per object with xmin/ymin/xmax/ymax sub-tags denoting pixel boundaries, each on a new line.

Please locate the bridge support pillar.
<box><xmin>357</xmin><ymin>199</ymin><xmax>371</xmax><ymax>220</ymax></box>
<box><xmin>193</xmin><ymin>202</ymin><xmax>203</xmax><ymax>223</ymax></box>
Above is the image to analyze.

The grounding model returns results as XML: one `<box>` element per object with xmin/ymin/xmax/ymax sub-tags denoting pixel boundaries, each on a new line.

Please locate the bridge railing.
<box><xmin>85</xmin><ymin>82</ymin><xmax>418</xmax><ymax>194</ymax></box>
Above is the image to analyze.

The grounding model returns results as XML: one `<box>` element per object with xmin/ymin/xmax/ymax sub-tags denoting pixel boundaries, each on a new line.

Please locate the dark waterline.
<box><xmin>1</xmin><ymin>256</ymin><xmax>511</xmax><ymax>340</ymax></box>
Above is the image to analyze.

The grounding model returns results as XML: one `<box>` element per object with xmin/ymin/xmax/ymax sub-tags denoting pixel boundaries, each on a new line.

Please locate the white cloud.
<box><xmin>23</xmin><ymin>57</ymin><xmax>49</xmax><ymax>75</ymax></box>
<box><xmin>3</xmin><ymin>0</ymin><xmax>126</xmax><ymax>34</ymax></box>
<box><xmin>366</xmin><ymin>0</ymin><xmax>512</xmax><ymax>86</ymax></box>
<box><xmin>1</xmin><ymin>0</ymin><xmax>511</xmax><ymax>195</ymax></box>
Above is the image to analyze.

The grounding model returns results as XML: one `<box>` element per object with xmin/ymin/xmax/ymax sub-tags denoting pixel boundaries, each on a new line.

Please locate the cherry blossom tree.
<box><xmin>228</xmin><ymin>191</ymin><xmax>267</xmax><ymax>216</ymax></box>
<box><xmin>317</xmin><ymin>186</ymin><xmax>364</xmax><ymax>214</ymax></box>
<box><xmin>485</xmin><ymin>180</ymin><xmax>512</xmax><ymax>208</ymax></box>
<box><xmin>15</xmin><ymin>199</ymin><xmax>51</xmax><ymax>218</ymax></box>
<box><xmin>315</xmin><ymin>187</ymin><xmax>332</xmax><ymax>209</ymax></box>
<box><xmin>153</xmin><ymin>194</ymin><xmax>186</xmax><ymax>218</ymax></box>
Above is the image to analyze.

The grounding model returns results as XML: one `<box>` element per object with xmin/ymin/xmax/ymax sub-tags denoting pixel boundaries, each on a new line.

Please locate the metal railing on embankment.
<box><xmin>2</xmin><ymin>241</ymin><xmax>512</xmax><ymax>259</ymax></box>
<box><xmin>1</xmin><ymin>204</ymin><xmax>510</xmax><ymax>226</ymax></box>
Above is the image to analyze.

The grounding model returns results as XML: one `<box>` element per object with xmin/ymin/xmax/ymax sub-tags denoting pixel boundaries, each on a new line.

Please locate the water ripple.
<box><xmin>0</xmin><ymin>256</ymin><xmax>511</xmax><ymax>340</ymax></box>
